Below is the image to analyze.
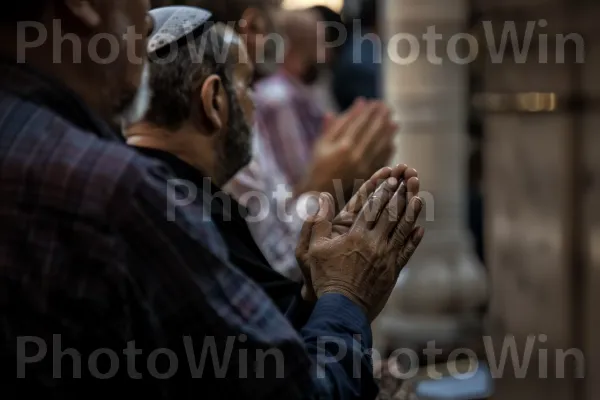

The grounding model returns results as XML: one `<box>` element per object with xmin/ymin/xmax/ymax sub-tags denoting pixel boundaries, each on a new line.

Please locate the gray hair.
<box><xmin>144</xmin><ymin>23</ymin><xmax>237</xmax><ymax>130</ymax></box>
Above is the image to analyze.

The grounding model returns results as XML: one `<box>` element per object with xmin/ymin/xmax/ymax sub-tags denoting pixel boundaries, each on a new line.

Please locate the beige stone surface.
<box><xmin>484</xmin><ymin>114</ymin><xmax>577</xmax><ymax>399</ymax></box>
<box><xmin>485</xmin><ymin>114</ymin><xmax>573</xmax><ymax>348</ymax></box>
<box><xmin>583</xmin><ymin>114</ymin><xmax>600</xmax><ymax>400</ymax></box>
<box><xmin>477</xmin><ymin>2</ymin><xmax>594</xmax><ymax>400</ymax></box>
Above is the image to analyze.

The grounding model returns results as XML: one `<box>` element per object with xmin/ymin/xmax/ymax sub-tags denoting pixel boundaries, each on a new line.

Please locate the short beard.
<box><xmin>217</xmin><ymin>84</ymin><xmax>252</xmax><ymax>185</ymax></box>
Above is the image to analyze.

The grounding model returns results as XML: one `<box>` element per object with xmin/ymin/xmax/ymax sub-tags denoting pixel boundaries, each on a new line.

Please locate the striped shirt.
<box><xmin>253</xmin><ymin>71</ymin><xmax>325</xmax><ymax>186</ymax></box>
<box><xmin>224</xmin><ymin>129</ymin><xmax>315</xmax><ymax>281</ymax></box>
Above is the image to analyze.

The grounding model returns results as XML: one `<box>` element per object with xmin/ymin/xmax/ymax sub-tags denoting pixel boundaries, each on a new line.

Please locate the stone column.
<box><xmin>374</xmin><ymin>0</ymin><xmax>488</xmax><ymax>353</ymax></box>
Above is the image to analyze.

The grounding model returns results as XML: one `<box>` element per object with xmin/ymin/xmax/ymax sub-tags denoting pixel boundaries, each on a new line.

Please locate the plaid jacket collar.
<box><xmin>0</xmin><ymin>58</ymin><xmax>121</xmax><ymax>141</ymax></box>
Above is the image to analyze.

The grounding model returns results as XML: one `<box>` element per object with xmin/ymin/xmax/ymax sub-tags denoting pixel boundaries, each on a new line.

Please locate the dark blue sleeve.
<box><xmin>285</xmin><ymin>295</ymin><xmax>315</xmax><ymax>330</ymax></box>
<box><xmin>301</xmin><ymin>294</ymin><xmax>379</xmax><ymax>400</ymax></box>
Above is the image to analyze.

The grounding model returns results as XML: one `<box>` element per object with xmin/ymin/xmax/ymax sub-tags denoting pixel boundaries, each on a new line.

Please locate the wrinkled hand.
<box><xmin>297</xmin><ymin>165</ymin><xmax>417</xmax><ymax>302</ymax></box>
<box><xmin>296</xmin><ymin>175</ymin><xmax>424</xmax><ymax>320</ymax></box>
<box><xmin>332</xmin><ymin>164</ymin><xmax>420</xmax><ymax>237</ymax></box>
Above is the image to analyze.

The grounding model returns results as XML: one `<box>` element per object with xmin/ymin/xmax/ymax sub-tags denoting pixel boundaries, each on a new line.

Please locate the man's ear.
<box><xmin>63</xmin><ymin>0</ymin><xmax>102</xmax><ymax>28</ymax></box>
<box><xmin>191</xmin><ymin>74</ymin><xmax>227</xmax><ymax>135</ymax></box>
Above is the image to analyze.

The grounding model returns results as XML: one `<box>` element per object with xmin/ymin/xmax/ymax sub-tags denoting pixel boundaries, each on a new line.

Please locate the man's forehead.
<box><xmin>148</xmin><ymin>6</ymin><xmax>212</xmax><ymax>54</ymax></box>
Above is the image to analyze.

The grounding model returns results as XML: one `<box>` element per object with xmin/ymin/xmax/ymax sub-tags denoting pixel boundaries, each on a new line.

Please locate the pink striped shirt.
<box><xmin>224</xmin><ymin>123</ymin><xmax>319</xmax><ymax>281</ymax></box>
<box><xmin>253</xmin><ymin>71</ymin><xmax>326</xmax><ymax>186</ymax></box>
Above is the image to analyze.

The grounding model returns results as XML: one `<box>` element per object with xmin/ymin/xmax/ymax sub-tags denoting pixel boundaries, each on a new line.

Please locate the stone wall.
<box><xmin>477</xmin><ymin>0</ymin><xmax>600</xmax><ymax>398</ymax></box>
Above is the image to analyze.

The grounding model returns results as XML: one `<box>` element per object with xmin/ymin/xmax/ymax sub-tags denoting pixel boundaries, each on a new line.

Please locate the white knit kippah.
<box><xmin>147</xmin><ymin>6</ymin><xmax>213</xmax><ymax>55</ymax></box>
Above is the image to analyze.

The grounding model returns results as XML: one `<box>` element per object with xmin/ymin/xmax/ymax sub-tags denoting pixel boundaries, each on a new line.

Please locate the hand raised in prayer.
<box><xmin>296</xmin><ymin>168</ymin><xmax>424</xmax><ymax>320</ymax></box>
<box><xmin>331</xmin><ymin>164</ymin><xmax>420</xmax><ymax>237</ymax></box>
<box><xmin>297</xmin><ymin>165</ymin><xmax>419</xmax><ymax>303</ymax></box>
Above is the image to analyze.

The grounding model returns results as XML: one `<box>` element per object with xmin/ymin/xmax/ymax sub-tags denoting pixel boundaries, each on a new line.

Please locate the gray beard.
<box><xmin>218</xmin><ymin>121</ymin><xmax>252</xmax><ymax>184</ymax></box>
<box><xmin>217</xmin><ymin>86</ymin><xmax>253</xmax><ymax>184</ymax></box>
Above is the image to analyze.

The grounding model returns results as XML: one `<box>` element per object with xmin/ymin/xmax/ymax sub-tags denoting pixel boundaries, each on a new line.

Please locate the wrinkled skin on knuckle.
<box><xmin>396</xmin><ymin>251</ymin><xmax>411</xmax><ymax>269</ymax></box>
<box><xmin>393</xmin><ymin>225</ymin><xmax>408</xmax><ymax>246</ymax></box>
<box><xmin>375</xmin><ymin>247</ymin><xmax>388</xmax><ymax>265</ymax></box>
<box><xmin>353</xmin><ymin>231</ymin><xmax>379</xmax><ymax>252</ymax></box>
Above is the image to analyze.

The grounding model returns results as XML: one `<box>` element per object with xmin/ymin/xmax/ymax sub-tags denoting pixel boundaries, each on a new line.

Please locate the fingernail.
<box><xmin>387</xmin><ymin>177</ymin><xmax>398</xmax><ymax>187</ymax></box>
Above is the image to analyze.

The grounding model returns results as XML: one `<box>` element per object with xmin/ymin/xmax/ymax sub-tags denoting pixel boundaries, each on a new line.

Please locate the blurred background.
<box><xmin>153</xmin><ymin>0</ymin><xmax>600</xmax><ymax>398</ymax></box>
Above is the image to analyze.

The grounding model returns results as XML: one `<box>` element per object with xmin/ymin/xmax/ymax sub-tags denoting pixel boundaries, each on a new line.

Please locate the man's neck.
<box><xmin>126</xmin><ymin>121</ymin><xmax>220</xmax><ymax>184</ymax></box>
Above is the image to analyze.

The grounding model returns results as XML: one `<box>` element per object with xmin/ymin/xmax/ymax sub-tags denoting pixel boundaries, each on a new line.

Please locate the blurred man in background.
<box><xmin>332</xmin><ymin>0</ymin><xmax>382</xmax><ymax>111</ymax></box>
<box><xmin>253</xmin><ymin>9</ymin><xmax>327</xmax><ymax>185</ymax></box>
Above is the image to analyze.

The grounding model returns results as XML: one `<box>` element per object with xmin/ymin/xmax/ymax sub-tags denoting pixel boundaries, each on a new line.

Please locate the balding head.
<box><xmin>281</xmin><ymin>9</ymin><xmax>321</xmax><ymax>53</ymax></box>
<box><xmin>279</xmin><ymin>9</ymin><xmax>325</xmax><ymax>85</ymax></box>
